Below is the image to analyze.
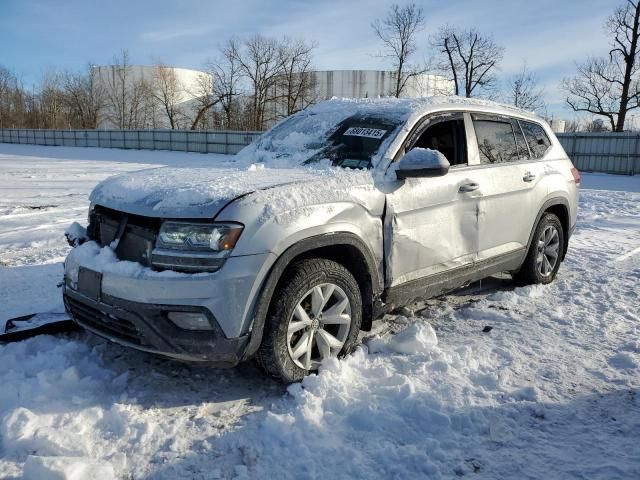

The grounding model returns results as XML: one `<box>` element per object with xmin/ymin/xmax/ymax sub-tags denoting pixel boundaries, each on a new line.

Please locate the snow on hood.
<box><xmin>90</xmin><ymin>165</ymin><xmax>329</xmax><ymax>218</ymax></box>
<box><xmin>240</xmin><ymin>168</ymin><xmax>376</xmax><ymax>224</ymax></box>
<box><xmin>90</xmin><ymin>164</ymin><xmax>375</xmax><ymax>219</ymax></box>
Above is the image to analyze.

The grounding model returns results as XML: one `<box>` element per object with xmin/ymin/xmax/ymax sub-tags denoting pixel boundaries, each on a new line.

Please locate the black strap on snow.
<box><xmin>1</xmin><ymin>315</ymin><xmax>79</xmax><ymax>343</ymax></box>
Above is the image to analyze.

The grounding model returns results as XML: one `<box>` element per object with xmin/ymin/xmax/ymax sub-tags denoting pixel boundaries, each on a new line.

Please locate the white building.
<box><xmin>265</xmin><ymin>69</ymin><xmax>454</xmax><ymax>127</ymax></box>
<box><xmin>312</xmin><ymin>70</ymin><xmax>454</xmax><ymax>100</ymax></box>
<box><xmin>94</xmin><ymin>65</ymin><xmax>210</xmax><ymax>130</ymax></box>
<box><xmin>549</xmin><ymin>119</ymin><xmax>567</xmax><ymax>133</ymax></box>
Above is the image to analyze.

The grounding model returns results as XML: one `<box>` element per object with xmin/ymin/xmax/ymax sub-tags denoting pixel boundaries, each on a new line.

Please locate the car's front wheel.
<box><xmin>256</xmin><ymin>258</ymin><xmax>362</xmax><ymax>383</ymax></box>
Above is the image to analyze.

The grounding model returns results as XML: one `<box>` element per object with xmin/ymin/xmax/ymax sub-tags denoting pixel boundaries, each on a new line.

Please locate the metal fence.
<box><xmin>0</xmin><ymin>128</ymin><xmax>262</xmax><ymax>155</ymax></box>
<box><xmin>1</xmin><ymin>128</ymin><xmax>639</xmax><ymax>174</ymax></box>
<box><xmin>557</xmin><ymin>132</ymin><xmax>640</xmax><ymax>175</ymax></box>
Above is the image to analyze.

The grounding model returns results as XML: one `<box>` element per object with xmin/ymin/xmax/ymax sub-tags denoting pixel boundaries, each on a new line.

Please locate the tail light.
<box><xmin>570</xmin><ymin>165</ymin><xmax>581</xmax><ymax>187</ymax></box>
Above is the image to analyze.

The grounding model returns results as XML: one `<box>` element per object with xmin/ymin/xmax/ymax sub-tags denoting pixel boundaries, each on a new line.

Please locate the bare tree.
<box><xmin>222</xmin><ymin>35</ymin><xmax>319</xmax><ymax>129</ymax></box>
<box><xmin>0</xmin><ymin>66</ymin><xmax>25</xmax><ymax>128</ymax></box>
<box><xmin>216</xmin><ymin>39</ymin><xmax>245</xmax><ymax>129</ymax></box>
<box><xmin>152</xmin><ymin>63</ymin><xmax>185</xmax><ymax>129</ymax></box>
<box><xmin>585</xmin><ymin>118</ymin><xmax>609</xmax><ymax>132</ymax></box>
<box><xmin>61</xmin><ymin>65</ymin><xmax>105</xmax><ymax>129</ymax></box>
<box><xmin>275</xmin><ymin>38</ymin><xmax>317</xmax><ymax>116</ymax></box>
<box><xmin>508</xmin><ymin>62</ymin><xmax>545</xmax><ymax>111</ymax></box>
<box><xmin>211</xmin><ymin>38</ymin><xmax>246</xmax><ymax>129</ymax></box>
<box><xmin>130</xmin><ymin>78</ymin><xmax>155</xmax><ymax>128</ymax></box>
<box><xmin>232</xmin><ymin>35</ymin><xmax>288</xmax><ymax>130</ymax></box>
<box><xmin>563</xmin><ymin>59</ymin><xmax>623</xmax><ymax>131</ymax></box>
<box><xmin>102</xmin><ymin>50</ymin><xmax>131</xmax><ymax>128</ymax></box>
<box><xmin>0</xmin><ymin>64</ymin><xmax>103</xmax><ymax>129</ymax></box>
<box><xmin>37</xmin><ymin>70</ymin><xmax>66</xmax><ymax>128</ymax></box>
<box><xmin>101</xmin><ymin>50</ymin><xmax>153</xmax><ymax>129</ymax></box>
<box><xmin>431</xmin><ymin>26</ymin><xmax>504</xmax><ymax>97</ymax></box>
<box><xmin>372</xmin><ymin>3</ymin><xmax>425</xmax><ymax>97</ymax></box>
<box><xmin>563</xmin><ymin>1</ymin><xmax>640</xmax><ymax>131</ymax></box>
<box><xmin>188</xmin><ymin>40</ymin><xmax>245</xmax><ymax>130</ymax></box>
<box><xmin>188</xmin><ymin>72</ymin><xmax>218</xmax><ymax>130</ymax></box>
<box><xmin>563</xmin><ymin>119</ymin><xmax>581</xmax><ymax>132</ymax></box>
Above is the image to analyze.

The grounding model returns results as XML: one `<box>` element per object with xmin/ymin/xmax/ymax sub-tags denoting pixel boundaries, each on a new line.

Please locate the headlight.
<box><xmin>157</xmin><ymin>222</ymin><xmax>243</xmax><ymax>252</ymax></box>
<box><xmin>151</xmin><ymin>221</ymin><xmax>243</xmax><ymax>272</ymax></box>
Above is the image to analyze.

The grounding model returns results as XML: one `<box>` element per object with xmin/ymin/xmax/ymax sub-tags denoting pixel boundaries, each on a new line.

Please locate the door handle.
<box><xmin>458</xmin><ymin>182</ymin><xmax>479</xmax><ymax>193</ymax></box>
<box><xmin>523</xmin><ymin>172</ymin><xmax>536</xmax><ymax>182</ymax></box>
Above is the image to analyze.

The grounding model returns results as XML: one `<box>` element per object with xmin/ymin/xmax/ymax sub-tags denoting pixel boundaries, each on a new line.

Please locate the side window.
<box><xmin>519</xmin><ymin>121</ymin><xmax>551</xmax><ymax>159</ymax></box>
<box><xmin>409</xmin><ymin>114</ymin><xmax>468</xmax><ymax>166</ymax></box>
<box><xmin>472</xmin><ymin>117</ymin><xmax>519</xmax><ymax>164</ymax></box>
<box><xmin>512</xmin><ymin>120</ymin><xmax>530</xmax><ymax>160</ymax></box>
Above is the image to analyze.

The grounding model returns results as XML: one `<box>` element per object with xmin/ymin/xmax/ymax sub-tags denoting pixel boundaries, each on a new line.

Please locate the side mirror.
<box><xmin>396</xmin><ymin>148</ymin><xmax>450</xmax><ymax>180</ymax></box>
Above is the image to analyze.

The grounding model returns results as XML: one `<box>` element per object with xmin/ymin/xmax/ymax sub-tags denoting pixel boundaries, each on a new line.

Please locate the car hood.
<box><xmin>89</xmin><ymin>165</ymin><xmax>374</xmax><ymax>218</ymax></box>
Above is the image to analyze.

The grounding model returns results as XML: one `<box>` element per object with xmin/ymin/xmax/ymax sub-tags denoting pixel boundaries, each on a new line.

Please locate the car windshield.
<box><xmin>247</xmin><ymin>111</ymin><xmax>404</xmax><ymax>169</ymax></box>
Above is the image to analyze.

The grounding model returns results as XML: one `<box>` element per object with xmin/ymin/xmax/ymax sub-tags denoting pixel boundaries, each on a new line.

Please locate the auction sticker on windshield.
<box><xmin>343</xmin><ymin>127</ymin><xmax>387</xmax><ymax>139</ymax></box>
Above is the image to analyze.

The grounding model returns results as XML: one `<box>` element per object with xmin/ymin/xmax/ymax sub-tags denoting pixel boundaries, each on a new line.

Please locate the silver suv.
<box><xmin>63</xmin><ymin>98</ymin><xmax>580</xmax><ymax>382</ymax></box>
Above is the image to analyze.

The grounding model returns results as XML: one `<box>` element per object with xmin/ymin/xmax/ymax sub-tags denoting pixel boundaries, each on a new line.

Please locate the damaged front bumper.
<box><xmin>64</xmin><ymin>287</ymin><xmax>248</xmax><ymax>366</ymax></box>
<box><xmin>63</xmin><ymin>243</ymin><xmax>276</xmax><ymax>366</ymax></box>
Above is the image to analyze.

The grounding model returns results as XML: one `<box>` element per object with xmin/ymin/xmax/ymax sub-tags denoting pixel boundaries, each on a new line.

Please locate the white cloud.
<box><xmin>140</xmin><ymin>25</ymin><xmax>219</xmax><ymax>42</ymax></box>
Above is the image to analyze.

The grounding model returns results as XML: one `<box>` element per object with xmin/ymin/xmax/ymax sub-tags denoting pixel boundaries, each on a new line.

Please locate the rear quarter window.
<box><xmin>520</xmin><ymin>121</ymin><xmax>552</xmax><ymax>159</ymax></box>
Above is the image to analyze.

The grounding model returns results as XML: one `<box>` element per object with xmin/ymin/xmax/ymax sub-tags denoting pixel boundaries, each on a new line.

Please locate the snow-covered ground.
<box><xmin>0</xmin><ymin>144</ymin><xmax>639</xmax><ymax>479</ymax></box>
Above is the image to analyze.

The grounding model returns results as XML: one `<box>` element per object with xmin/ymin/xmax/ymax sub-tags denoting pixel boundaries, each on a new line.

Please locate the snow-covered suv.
<box><xmin>63</xmin><ymin>97</ymin><xmax>580</xmax><ymax>382</ymax></box>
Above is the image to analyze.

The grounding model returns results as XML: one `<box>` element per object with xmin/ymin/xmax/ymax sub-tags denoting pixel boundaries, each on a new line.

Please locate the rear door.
<box><xmin>518</xmin><ymin>119</ymin><xmax>554</xmax><ymax>218</ymax></box>
<box><xmin>470</xmin><ymin>114</ymin><xmax>541</xmax><ymax>261</ymax></box>
<box><xmin>384</xmin><ymin>112</ymin><xmax>481</xmax><ymax>286</ymax></box>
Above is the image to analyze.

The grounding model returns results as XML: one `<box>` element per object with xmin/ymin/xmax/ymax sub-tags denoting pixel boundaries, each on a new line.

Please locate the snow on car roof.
<box><xmin>306</xmin><ymin>95</ymin><xmax>537</xmax><ymax>120</ymax></box>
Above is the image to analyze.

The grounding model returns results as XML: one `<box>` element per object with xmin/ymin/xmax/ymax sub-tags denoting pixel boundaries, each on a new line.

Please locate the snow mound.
<box><xmin>367</xmin><ymin>321</ymin><xmax>439</xmax><ymax>355</ymax></box>
<box><xmin>386</xmin><ymin>322</ymin><xmax>439</xmax><ymax>355</ymax></box>
<box><xmin>609</xmin><ymin>352</ymin><xmax>638</xmax><ymax>370</ymax></box>
<box><xmin>23</xmin><ymin>456</ymin><xmax>115</xmax><ymax>480</ymax></box>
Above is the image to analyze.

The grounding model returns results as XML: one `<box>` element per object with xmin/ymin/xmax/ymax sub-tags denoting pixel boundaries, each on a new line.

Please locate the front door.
<box><xmin>384</xmin><ymin>112</ymin><xmax>481</xmax><ymax>287</ymax></box>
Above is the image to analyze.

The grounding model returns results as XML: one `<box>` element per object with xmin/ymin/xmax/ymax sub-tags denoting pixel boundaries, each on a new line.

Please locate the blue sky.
<box><xmin>0</xmin><ymin>0</ymin><xmax>617</xmax><ymax>119</ymax></box>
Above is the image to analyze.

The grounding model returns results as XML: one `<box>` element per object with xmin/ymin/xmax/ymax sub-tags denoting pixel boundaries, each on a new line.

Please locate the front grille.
<box><xmin>67</xmin><ymin>296</ymin><xmax>143</xmax><ymax>345</ymax></box>
<box><xmin>89</xmin><ymin>206</ymin><xmax>160</xmax><ymax>267</ymax></box>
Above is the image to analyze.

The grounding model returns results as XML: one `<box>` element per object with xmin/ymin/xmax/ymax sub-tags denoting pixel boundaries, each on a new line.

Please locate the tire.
<box><xmin>256</xmin><ymin>258</ymin><xmax>362</xmax><ymax>383</ymax></box>
<box><xmin>514</xmin><ymin>213</ymin><xmax>564</xmax><ymax>286</ymax></box>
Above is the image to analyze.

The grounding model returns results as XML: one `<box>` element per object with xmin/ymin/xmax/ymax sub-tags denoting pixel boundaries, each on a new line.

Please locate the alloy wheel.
<box><xmin>536</xmin><ymin>225</ymin><xmax>560</xmax><ymax>277</ymax></box>
<box><xmin>286</xmin><ymin>283</ymin><xmax>352</xmax><ymax>370</ymax></box>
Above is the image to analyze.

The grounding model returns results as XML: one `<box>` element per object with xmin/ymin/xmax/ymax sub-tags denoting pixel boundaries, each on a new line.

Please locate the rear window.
<box><xmin>472</xmin><ymin>119</ymin><xmax>519</xmax><ymax>164</ymax></box>
<box><xmin>520</xmin><ymin>121</ymin><xmax>551</xmax><ymax>159</ymax></box>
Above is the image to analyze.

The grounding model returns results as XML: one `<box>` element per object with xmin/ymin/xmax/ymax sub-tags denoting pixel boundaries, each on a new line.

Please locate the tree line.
<box><xmin>373</xmin><ymin>1</ymin><xmax>640</xmax><ymax>132</ymax></box>
<box><xmin>0</xmin><ymin>36</ymin><xmax>317</xmax><ymax>131</ymax></box>
<box><xmin>0</xmin><ymin>1</ymin><xmax>638</xmax><ymax>132</ymax></box>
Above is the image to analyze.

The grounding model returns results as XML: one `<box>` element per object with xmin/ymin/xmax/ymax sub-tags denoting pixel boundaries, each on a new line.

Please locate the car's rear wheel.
<box><xmin>514</xmin><ymin>213</ymin><xmax>564</xmax><ymax>285</ymax></box>
<box><xmin>256</xmin><ymin>258</ymin><xmax>362</xmax><ymax>383</ymax></box>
